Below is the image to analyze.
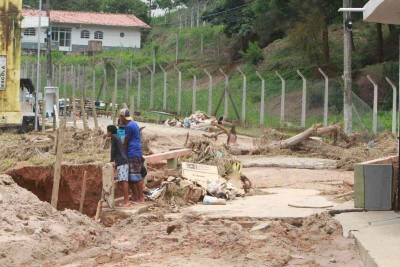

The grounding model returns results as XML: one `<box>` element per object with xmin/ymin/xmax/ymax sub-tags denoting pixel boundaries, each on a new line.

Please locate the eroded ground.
<box><xmin>0</xmin><ymin>174</ymin><xmax>362</xmax><ymax>267</ymax></box>
<box><xmin>1</xmin><ymin>117</ymin><xmax>385</xmax><ymax>266</ymax></box>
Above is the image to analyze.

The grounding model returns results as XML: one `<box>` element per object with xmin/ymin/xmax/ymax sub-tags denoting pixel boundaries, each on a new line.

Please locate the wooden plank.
<box><xmin>144</xmin><ymin>148</ymin><xmax>190</xmax><ymax>164</ymax></box>
<box><xmin>51</xmin><ymin>119</ymin><xmax>66</xmax><ymax>209</ymax></box>
<box><xmin>94</xmin><ymin>200</ymin><xmax>103</xmax><ymax>221</ymax></box>
<box><xmin>79</xmin><ymin>171</ymin><xmax>88</xmax><ymax>213</ymax></box>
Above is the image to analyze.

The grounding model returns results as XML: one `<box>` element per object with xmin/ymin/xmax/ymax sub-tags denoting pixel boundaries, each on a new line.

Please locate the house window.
<box><xmin>120</xmin><ymin>32</ymin><xmax>125</xmax><ymax>38</ymax></box>
<box><xmin>52</xmin><ymin>27</ymin><xmax>72</xmax><ymax>47</ymax></box>
<box><xmin>94</xmin><ymin>31</ymin><xmax>103</xmax><ymax>40</ymax></box>
<box><xmin>23</xmin><ymin>28</ymin><xmax>36</xmax><ymax>36</ymax></box>
<box><xmin>81</xmin><ymin>30</ymin><xmax>90</xmax><ymax>39</ymax></box>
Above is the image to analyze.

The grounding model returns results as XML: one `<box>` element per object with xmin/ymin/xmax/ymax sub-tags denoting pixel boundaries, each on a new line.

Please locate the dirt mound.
<box><xmin>0</xmin><ymin>174</ymin><xmax>110</xmax><ymax>267</ymax></box>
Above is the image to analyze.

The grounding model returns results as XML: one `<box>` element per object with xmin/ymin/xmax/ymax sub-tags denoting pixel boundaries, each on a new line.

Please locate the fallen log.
<box><xmin>253</xmin><ymin>123</ymin><xmax>351</xmax><ymax>154</ymax></box>
<box><xmin>315</xmin><ymin>124</ymin><xmax>350</xmax><ymax>145</ymax></box>
<box><xmin>265</xmin><ymin>124</ymin><xmax>322</xmax><ymax>151</ymax></box>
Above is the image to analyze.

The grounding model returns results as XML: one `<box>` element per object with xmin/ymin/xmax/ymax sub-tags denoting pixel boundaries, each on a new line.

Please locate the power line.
<box><xmin>202</xmin><ymin>2</ymin><xmax>253</xmax><ymax>19</ymax></box>
<box><xmin>150</xmin><ymin>2</ymin><xmax>254</xmax><ymax>27</ymax></box>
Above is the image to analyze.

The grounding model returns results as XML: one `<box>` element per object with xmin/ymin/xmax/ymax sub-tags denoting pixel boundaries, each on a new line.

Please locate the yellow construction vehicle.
<box><xmin>0</xmin><ymin>0</ymin><xmax>22</xmax><ymax>125</ymax></box>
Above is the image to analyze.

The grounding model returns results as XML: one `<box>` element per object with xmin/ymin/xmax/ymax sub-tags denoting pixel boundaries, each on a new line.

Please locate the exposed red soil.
<box><xmin>6</xmin><ymin>162</ymin><xmax>102</xmax><ymax>216</ymax></box>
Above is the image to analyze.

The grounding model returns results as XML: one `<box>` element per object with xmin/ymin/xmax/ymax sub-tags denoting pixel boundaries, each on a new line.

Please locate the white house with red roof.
<box><xmin>21</xmin><ymin>9</ymin><xmax>150</xmax><ymax>52</ymax></box>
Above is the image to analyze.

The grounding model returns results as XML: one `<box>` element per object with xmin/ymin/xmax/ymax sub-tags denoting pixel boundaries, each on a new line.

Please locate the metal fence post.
<box><xmin>102</xmin><ymin>68</ymin><xmax>107</xmax><ymax>101</ymax></box>
<box><xmin>204</xmin><ymin>69</ymin><xmax>213</xmax><ymax>116</ymax></box>
<box><xmin>71</xmin><ymin>65</ymin><xmax>77</xmax><ymax>128</ymax></box>
<box><xmin>133</xmin><ymin>68</ymin><xmax>141</xmax><ymax>111</ymax></box>
<box><xmin>367</xmin><ymin>75</ymin><xmax>378</xmax><ymax>135</ymax></box>
<box><xmin>237</xmin><ymin>67</ymin><xmax>247</xmax><ymax>124</ymax></box>
<box><xmin>256</xmin><ymin>71</ymin><xmax>265</xmax><ymax>125</ymax></box>
<box><xmin>276</xmin><ymin>71</ymin><xmax>285</xmax><ymax>128</ymax></box>
<box><xmin>318</xmin><ymin>68</ymin><xmax>329</xmax><ymax>127</ymax></box>
<box><xmin>80</xmin><ymin>66</ymin><xmax>89</xmax><ymax>131</ymax></box>
<box><xmin>92</xmin><ymin>67</ymin><xmax>99</xmax><ymax>129</ymax></box>
<box><xmin>125</xmin><ymin>69</ymin><xmax>129</xmax><ymax>105</ymax></box>
<box><xmin>189</xmin><ymin>70</ymin><xmax>197</xmax><ymax>114</ymax></box>
<box><xmin>176</xmin><ymin>31</ymin><xmax>179</xmax><ymax>64</ymax></box>
<box><xmin>58</xmin><ymin>64</ymin><xmax>62</xmax><ymax>89</ymax></box>
<box><xmin>200</xmin><ymin>33</ymin><xmax>204</xmax><ymax>57</ymax></box>
<box><xmin>23</xmin><ymin>61</ymin><xmax>27</xmax><ymax>78</ymax></box>
<box><xmin>77</xmin><ymin>65</ymin><xmax>81</xmax><ymax>102</ymax></box>
<box><xmin>160</xmin><ymin>65</ymin><xmax>168</xmax><ymax>111</ymax></box>
<box><xmin>63</xmin><ymin>65</ymin><xmax>67</xmax><ymax>119</ymax></box>
<box><xmin>63</xmin><ymin>64</ymin><xmax>67</xmax><ymax>100</ymax></box>
<box><xmin>111</xmin><ymin>64</ymin><xmax>118</xmax><ymax>126</ymax></box>
<box><xmin>174</xmin><ymin>64</ymin><xmax>182</xmax><ymax>115</ymax></box>
<box><xmin>147</xmin><ymin>66</ymin><xmax>154</xmax><ymax>110</ymax></box>
<box><xmin>219</xmin><ymin>68</ymin><xmax>229</xmax><ymax>119</ymax></box>
<box><xmin>386</xmin><ymin>77</ymin><xmax>397</xmax><ymax>134</ymax></box>
<box><xmin>52</xmin><ymin>64</ymin><xmax>56</xmax><ymax>86</ymax></box>
<box><xmin>297</xmin><ymin>70</ymin><xmax>307</xmax><ymax>128</ymax></box>
<box><xmin>31</xmin><ymin>63</ymin><xmax>36</xmax><ymax>89</ymax></box>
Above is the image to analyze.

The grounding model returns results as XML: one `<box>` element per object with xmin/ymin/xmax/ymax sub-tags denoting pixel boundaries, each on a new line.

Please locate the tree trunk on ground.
<box><xmin>254</xmin><ymin>124</ymin><xmax>350</xmax><ymax>152</ymax></box>
<box><xmin>376</xmin><ymin>23</ymin><xmax>384</xmax><ymax>63</ymax></box>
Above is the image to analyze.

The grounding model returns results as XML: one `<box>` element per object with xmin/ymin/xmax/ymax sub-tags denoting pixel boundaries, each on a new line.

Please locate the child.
<box><xmin>107</xmin><ymin>125</ymin><xmax>130</xmax><ymax>207</ymax></box>
<box><xmin>117</xmin><ymin>119</ymin><xmax>126</xmax><ymax>142</ymax></box>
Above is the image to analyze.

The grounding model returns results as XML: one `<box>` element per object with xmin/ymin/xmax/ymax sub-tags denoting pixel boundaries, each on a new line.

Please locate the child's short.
<box><xmin>117</xmin><ymin>164</ymin><xmax>129</xmax><ymax>182</ymax></box>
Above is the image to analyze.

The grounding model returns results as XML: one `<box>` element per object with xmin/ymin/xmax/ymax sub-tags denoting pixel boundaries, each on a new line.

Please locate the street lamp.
<box><xmin>34</xmin><ymin>0</ymin><xmax>42</xmax><ymax>131</ymax></box>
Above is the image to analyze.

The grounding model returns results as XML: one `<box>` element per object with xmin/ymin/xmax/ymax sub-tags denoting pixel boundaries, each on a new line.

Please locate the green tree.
<box><xmin>283</xmin><ymin>0</ymin><xmax>343</xmax><ymax>65</ymax></box>
<box><xmin>101</xmin><ymin>0</ymin><xmax>150</xmax><ymax>24</ymax></box>
<box><xmin>23</xmin><ymin>0</ymin><xmax>103</xmax><ymax>11</ymax></box>
<box><xmin>239</xmin><ymin>41</ymin><xmax>263</xmax><ymax>65</ymax></box>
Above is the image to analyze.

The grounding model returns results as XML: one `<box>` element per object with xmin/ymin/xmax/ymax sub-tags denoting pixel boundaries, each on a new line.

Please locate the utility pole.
<box><xmin>34</xmin><ymin>0</ymin><xmax>43</xmax><ymax>131</ymax></box>
<box><xmin>343</xmin><ymin>0</ymin><xmax>353</xmax><ymax>134</ymax></box>
<box><xmin>45</xmin><ymin>0</ymin><xmax>52</xmax><ymax>86</ymax></box>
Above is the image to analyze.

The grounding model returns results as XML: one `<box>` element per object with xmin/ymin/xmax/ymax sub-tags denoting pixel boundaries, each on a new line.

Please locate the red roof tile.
<box><xmin>23</xmin><ymin>9</ymin><xmax>150</xmax><ymax>28</ymax></box>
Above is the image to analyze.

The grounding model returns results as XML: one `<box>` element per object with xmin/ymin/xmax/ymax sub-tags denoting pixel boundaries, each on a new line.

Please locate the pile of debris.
<box><xmin>184</xmin><ymin>137</ymin><xmax>236</xmax><ymax>175</ymax></box>
<box><xmin>143</xmin><ymin>138</ymin><xmax>252</xmax><ymax>211</ymax></box>
<box><xmin>163</xmin><ymin>110</ymin><xmax>224</xmax><ymax>130</ymax></box>
<box><xmin>252</xmin><ymin>124</ymin><xmax>398</xmax><ymax>170</ymax></box>
<box><xmin>0</xmin><ymin>128</ymin><xmax>154</xmax><ymax>171</ymax></box>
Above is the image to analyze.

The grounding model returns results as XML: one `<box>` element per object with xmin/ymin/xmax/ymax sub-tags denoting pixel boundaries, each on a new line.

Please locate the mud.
<box><xmin>0</xmin><ymin>174</ymin><xmax>110</xmax><ymax>267</ymax></box>
<box><xmin>0</xmin><ymin>173</ymin><xmax>363</xmax><ymax>266</ymax></box>
<box><xmin>6</xmin><ymin>162</ymin><xmax>103</xmax><ymax>216</ymax></box>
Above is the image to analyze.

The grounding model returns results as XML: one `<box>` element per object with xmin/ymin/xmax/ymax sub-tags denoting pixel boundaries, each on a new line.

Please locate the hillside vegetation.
<box><xmin>22</xmin><ymin>0</ymin><xmax>400</xmax><ymax>131</ymax></box>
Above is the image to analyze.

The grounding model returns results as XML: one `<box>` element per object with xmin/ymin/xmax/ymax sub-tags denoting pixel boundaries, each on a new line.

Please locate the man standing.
<box><xmin>119</xmin><ymin>108</ymin><xmax>145</xmax><ymax>203</ymax></box>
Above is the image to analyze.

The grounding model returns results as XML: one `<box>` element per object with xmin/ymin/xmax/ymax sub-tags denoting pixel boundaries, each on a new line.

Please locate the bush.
<box><xmin>239</xmin><ymin>42</ymin><xmax>264</xmax><ymax>65</ymax></box>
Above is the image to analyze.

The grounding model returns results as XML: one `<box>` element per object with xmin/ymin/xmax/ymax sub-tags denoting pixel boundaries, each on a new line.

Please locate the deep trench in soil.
<box><xmin>6</xmin><ymin>162</ymin><xmax>167</xmax><ymax>218</ymax></box>
<box><xmin>6</xmin><ymin>163</ymin><xmax>104</xmax><ymax>216</ymax></box>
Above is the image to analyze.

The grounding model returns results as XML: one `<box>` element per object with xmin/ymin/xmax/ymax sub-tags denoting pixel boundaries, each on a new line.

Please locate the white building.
<box><xmin>22</xmin><ymin>9</ymin><xmax>150</xmax><ymax>52</ymax></box>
